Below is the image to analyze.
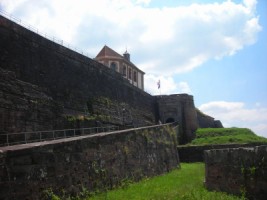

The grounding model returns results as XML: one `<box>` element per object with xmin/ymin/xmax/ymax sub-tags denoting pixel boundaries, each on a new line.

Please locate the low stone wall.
<box><xmin>0</xmin><ymin>124</ymin><xmax>179</xmax><ymax>200</ymax></box>
<box><xmin>177</xmin><ymin>143</ymin><xmax>267</xmax><ymax>162</ymax></box>
<box><xmin>204</xmin><ymin>145</ymin><xmax>267</xmax><ymax>200</ymax></box>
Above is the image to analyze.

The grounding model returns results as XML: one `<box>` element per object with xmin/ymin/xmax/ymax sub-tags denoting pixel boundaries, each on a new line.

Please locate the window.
<box><xmin>133</xmin><ymin>71</ymin><xmax>137</xmax><ymax>82</ymax></box>
<box><xmin>110</xmin><ymin>62</ymin><xmax>117</xmax><ymax>71</ymax></box>
<box><xmin>123</xmin><ymin>65</ymin><xmax>127</xmax><ymax>76</ymax></box>
<box><xmin>128</xmin><ymin>68</ymin><xmax>132</xmax><ymax>79</ymax></box>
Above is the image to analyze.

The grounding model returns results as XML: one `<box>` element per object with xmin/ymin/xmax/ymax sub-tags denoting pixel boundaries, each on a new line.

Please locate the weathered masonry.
<box><xmin>156</xmin><ymin>94</ymin><xmax>198</xmax><ymax>144</ymax></box>
<box><xmin>0</xmin><ymin>14</ymin><xmax>156</xmax><ymax>134</ymax></box>
<box><xmin>0</xmin><ymin>124</ymin><xmax>179</xmax><ymax>200</ymax></box>
<box><xmin>204</xmin><ymin>145</ymin><xmax>267</xmax><ymax>200</ymax></box>
<box><xmin>178</xmin><ymin>143</ymin><xmax>267</xmax><ymax>163</ymax></box>
<box><xmin>0</xmin><ymin>13</ymin><xmax>222</xmax><ymax>145</ymax></box>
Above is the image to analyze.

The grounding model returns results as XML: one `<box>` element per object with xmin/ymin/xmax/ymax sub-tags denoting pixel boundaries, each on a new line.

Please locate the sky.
<box><xmin>0</xmin><ymin>0</ymin><xmax>266</xmax><ymax>137</ymax></box>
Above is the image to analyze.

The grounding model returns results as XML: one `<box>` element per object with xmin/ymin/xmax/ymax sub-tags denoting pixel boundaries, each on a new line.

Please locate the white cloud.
<box><xmin>177</xmin><ymin>82</ymin><xmax>192</xmax><ymax>94</ymax></box>
<box><xmin>243</xmin><ymin>0</ymin><xmax>257</xmax><ymax>12</ymax></box>
<box><xmin>144</xmin><ymin>74</ymin><xmax>192</xmax><ymax>95</ymax></box>
<box><xmin>0</xmin><ymin>0</ymin><xmax>262</xmax><ymax>77</ymax></box>
<box><xmin>199</xmin><ymin>101</ymin><xmax>267</xmax><ymax>138</ymax></box>
<box><xmin>134</xmin><ymin>0</ymin><xmax>151</xmax><ymax>6</ymax></box>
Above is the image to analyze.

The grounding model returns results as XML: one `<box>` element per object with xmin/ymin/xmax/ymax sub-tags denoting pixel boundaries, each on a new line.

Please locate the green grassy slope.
<box><xmin>88</xmin><ymin>163</ymin><xmax>240</xmax><ymax>200</ymax></box>
<box><xmin>189</xmin><ymin>128</ymin><xmax>267</xmax><ymax>145</ymax></box>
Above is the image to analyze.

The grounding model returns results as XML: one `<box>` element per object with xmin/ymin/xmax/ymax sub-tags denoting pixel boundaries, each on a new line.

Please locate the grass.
<box><xmin>45</xmin><ymin>127</ymin><xmax>266</xmax><ymax>200</ymax></box>
<box><xmin>188</xmin><ymin>128</ymin><xmax>267</xmax><ymax>146</ymax></box>
<box><xmin>86</xmin><ymin>163</ymin><xmax>240</xmax><ymax>200</ymax></box>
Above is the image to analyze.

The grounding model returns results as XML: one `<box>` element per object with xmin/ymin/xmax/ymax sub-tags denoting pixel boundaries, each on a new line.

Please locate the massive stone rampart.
<box><xmin>0</xmin><ymin>124</ymin><xmax>179</xmax><ymax>200</ymax></box>
<box><xmin>0</xmin><ymin>67</ymin><xmax>62</xmax><ymax>134</ymax></box>
<box><xmin>0</xmin><ymin>15</ymin><xmax>156</xmax><ymax>133</ymax></box>
<box><xmin>204</xmin><ymin>145</ymin><xmax>267</xmax><ymax>200</ymax></box>
<box><xmin>156</xmin><ymin>94</ymin><xmax>198</xmax><ymax>144</ymax></box>
<box><xmin>0</xmin><ymin>14</ymin><xmax>223</xmax><ymax>143</ymax></box>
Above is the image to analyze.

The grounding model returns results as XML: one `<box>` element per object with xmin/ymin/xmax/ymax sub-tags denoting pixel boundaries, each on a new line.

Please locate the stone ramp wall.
<box><xmin>0</xmin><ymin>124</ymin><xmax>179</xmax><ymax>200</ymax></box>
<box><xmin>204</xmin><ymin>145</ymin><xmax>267</xmax><ymax>200</ymax></box>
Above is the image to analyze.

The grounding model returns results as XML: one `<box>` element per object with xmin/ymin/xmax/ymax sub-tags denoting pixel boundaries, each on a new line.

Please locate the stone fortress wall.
<box><xmin>0</xmin><ymin>15</ymin><xmax>156</xmax><ymax>134</ymax></box>
<box><xmin>3</xmin><ymin>13</ymin><xmax>263</xmax><ymax>200</ymax></box>
<box><xmin>0</xmin><ymin>14</ymin><xmax>222</xmax><ymax>144</ymax></box>
<box><xmin>156</xmin><ymin>94</ymin><xmax>199</xmax><ymax>144</ymax></box>
<box><xmin>204</xmin><ymin>145</ymin><xmax>267</xmax><ymax>200</ymax></box>
<box><xmin>0</xmin><ymin>124</ymin><xmax>179</xmax><ymax>199</ymax></box>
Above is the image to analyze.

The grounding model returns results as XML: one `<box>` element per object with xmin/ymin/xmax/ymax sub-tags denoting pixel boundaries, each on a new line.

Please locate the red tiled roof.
<box><xmin>95</xmin><ymin>45</ymin><xmax>145</xmax><ymax>74</ymax></box>
<box><xmin>95</xmin><ymin>45</ymin><xmax>124</xmax><ymax>59</ymax></box>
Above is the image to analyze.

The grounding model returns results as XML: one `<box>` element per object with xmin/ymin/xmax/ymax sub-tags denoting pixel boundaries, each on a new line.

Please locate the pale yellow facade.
<box><xmin>95</xmin><ymin>46</ymin><xmax>145</xmax><ymax>90</ymax></box>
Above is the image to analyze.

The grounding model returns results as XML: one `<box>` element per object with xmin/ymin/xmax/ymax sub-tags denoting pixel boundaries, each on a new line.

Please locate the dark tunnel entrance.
<box><xmin>165</xmin><ymin>118</ymin><xmax>175</xmax><ymax>123</ymax></box>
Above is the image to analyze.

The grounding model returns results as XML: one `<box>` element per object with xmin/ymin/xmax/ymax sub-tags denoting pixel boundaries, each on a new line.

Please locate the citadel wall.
<box><xmin>0</xmin><ymin>13</ymin><xmax>222</xmax><ymax>143</ymax></box>
<box><xmin>156</xmin><ymin>94</ymin><xmax>198</xmax><ymax>144</ymax></box>
<box><xmin>204</xmin><ymin>145</ymin><xmax>267</xmax><ymax>200</ymax></box>
<box><xmin>0</xmin><ymin>124</ymin><xmax>179</xmax><ymax>200</ymax></box>
<box><xmin>0</xmin><ymin>15</ymin><xmax>156</xmax><ymax>133</ymax></box>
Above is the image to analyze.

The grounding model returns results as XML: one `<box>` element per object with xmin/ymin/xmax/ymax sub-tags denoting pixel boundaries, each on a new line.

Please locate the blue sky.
<box><xmin>0</xmin><ymin>0</ymin><xmax>266</xmax><ymax>137</ymax></box>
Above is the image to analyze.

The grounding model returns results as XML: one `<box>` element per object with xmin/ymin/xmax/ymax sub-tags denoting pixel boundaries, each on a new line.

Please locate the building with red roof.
<box><xmin>95</xmin><ymin>45</ymin><xmax>145</xmax><ymax>90</ymax></box>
